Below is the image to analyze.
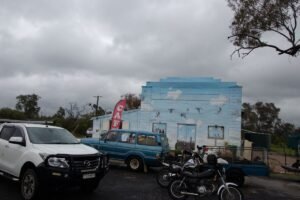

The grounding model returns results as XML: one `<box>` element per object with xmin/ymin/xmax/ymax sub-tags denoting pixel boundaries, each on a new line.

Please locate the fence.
<box><xmin>205</xmin><ymin>146</ymin><xmax>268</xmax><ymax>164</ymax></box>
<box><xmin>205</xmin><ymin>146</ymin><xmax>299</xmax><ymax>174</ymax></box>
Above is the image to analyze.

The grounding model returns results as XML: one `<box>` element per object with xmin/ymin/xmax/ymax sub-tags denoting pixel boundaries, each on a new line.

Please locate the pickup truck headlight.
<box><xmin>39</xmin><ymin>153</ymin><xmax>49</xmax><ymax>160</ymax></box>
<box><xmin>47</xmin><ymin>157</ymin><xmax>69</xmax><ymax>168</ymax></box>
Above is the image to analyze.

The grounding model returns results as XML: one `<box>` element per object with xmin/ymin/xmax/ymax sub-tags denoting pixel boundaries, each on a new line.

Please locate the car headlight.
<box><xmin>48</xmin><ymin>157</ymin><xmax>69</xmax><ymax>168</ymax></box>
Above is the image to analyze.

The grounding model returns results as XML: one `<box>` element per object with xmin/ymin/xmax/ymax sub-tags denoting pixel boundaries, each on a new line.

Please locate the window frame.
<box><xmin>137</xmin><ymin>134</ymin><xmax>159</xmax><ymax>146</ymax></box>
<box><xmin>208</xmin><ymin>125</ymin><xmax>225</xmax><ymax>139</ymax></box>
<box><xmin>119</xmin><ymin>132</ymin><xmax>136</xmax><ymax>144</ymax></box>
<box><xmin>152</xmin><ymin>123</ymin><xmax>167</xmax><ymax>134</ymax></box>
<box><xmin>0</xmin><ymin>125</ymin><xmax>25</xmax><ymax>142</ymax></box>
<box><xmin>105</xmin><ymin>131</ymin><xmax>119</xmax><ymax>142</ymax></box>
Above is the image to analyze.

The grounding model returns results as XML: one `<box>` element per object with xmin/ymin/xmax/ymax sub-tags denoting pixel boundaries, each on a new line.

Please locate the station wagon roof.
<box><xmin>110</xmin><ymin>129</ymin><xmax>159</xmax><ymax>135</ymax></box>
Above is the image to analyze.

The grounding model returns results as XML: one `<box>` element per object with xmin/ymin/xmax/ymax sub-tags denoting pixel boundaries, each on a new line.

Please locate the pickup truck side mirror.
<box><xmin>9</xmin><ymin>136</ymin><xmax>26</xmax><ymax>146</ymax></box>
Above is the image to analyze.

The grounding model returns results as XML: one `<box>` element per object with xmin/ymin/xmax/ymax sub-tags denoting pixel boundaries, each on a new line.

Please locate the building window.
<box><xmin>208</xmin><ymin>125</ymin><xmax>224</xmax><ymax>139</ymax></box>
<box><xmin>152</xmin><ymin>123</ymin><xmax>167</xmax><ymax>134</ymax></box>
<box><xmin>176</xmin><ymin>124</ymin><xmax>196</xmax><ymax>151</ymax></box>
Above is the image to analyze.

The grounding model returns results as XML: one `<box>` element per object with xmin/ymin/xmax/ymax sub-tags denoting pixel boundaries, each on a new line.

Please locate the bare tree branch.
<box><xmin>227</xmin><ymin>0</ymin><xmax>300</xmax><ymax>58</ymax></box>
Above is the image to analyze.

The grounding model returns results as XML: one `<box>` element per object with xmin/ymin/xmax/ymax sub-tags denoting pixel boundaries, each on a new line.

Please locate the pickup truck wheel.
<box><xmin>20</xmin><ymin>169</ymin><xmax>40</xmax><ymax>200</ymax></box>
<box><xmin>226</xmin><ymin>169</ymin><xmax>245</xmax><ymax>187</ymax></box>
<box><xmin>127</xmin><ymin>156</ymin><xmax>143</xmax><ymax>171</ymax></box>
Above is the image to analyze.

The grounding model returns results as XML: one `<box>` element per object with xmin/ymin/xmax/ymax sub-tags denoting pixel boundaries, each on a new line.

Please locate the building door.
<box><xmin>176</xmin><ymin>124</ymin><xmax>196</xmax><ymax>151</ymax></box>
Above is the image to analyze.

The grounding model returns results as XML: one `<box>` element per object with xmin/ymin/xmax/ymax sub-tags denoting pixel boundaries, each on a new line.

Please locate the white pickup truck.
<box><xmin>0</xmin><ymin>123</ymin><xmax>109</xmax><ymax>200</ymax></box>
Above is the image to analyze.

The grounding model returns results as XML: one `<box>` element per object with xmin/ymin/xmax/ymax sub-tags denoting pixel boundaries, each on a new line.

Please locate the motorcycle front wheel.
<box><xmin>218</xmin><ymin>186</ymin><xmax>243</xmax><ymax>200</ymax></box>
<box><xmin>156</xmin><ymin>168</ymin><xmax>172</xmax><ymax>188</ymax></box>
<box><xmin>168</xmin><ymin>180</ymin><xmax>188</xmax><ymax>200</ymax></box>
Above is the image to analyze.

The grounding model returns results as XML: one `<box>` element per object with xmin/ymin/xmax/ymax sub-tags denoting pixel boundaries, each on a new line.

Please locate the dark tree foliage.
<box><xmin>53</xmin><ymin>107</ymin><xmax>66</xmax><ymax>119</ymax></box>
<box><xmin>242</xmin><ymin>102</ymin><xmax>281</xmax><ymax>133</ymax></box>
<box><xmin>242</xmin><ymin>103</ymin><xmax>259</xmax><ymax>130</ymax></box>
<box><xmin>227</xmin><ymin>0</ymin><xmax>300</xmax><ymax>57</ymax></box>
<box><xmin>242</xmin><ymin>102</ymin><xmax>296</xmax><ymax>145</ymax></box>
<box><xmin>273</xmin><ymin>122</ymin><xmax>295</xmax><ymax>144</ymax></box>
<box><xmin>52</xmin><ymin>104</ymin><xmax>93</xmax><ymax>137</ymax></box>
<box><xmin>88</xmin><ymin>103</ymin><xmax>105</xmax><ymax>116</ymax></box>
<box><xmin>0</xmin><ymin>108</ymin><xmax>26</xmax><ymax>120</ymax></box>
<box><xmin>15</xmin><ymin>94</ymin><xmax>41</xmax><ymax>119</ymax></box>
<box><xmin>124</xmin><ymin>93</ymin><xmax>141</xmax><ymax>110</ymax></box>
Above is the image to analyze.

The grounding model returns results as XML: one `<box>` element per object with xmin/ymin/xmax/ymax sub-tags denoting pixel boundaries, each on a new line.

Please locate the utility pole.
<box><xmin>93</xmin><ymin>96</ymin><xmax>102</xmax><ymax>116</ymax></box>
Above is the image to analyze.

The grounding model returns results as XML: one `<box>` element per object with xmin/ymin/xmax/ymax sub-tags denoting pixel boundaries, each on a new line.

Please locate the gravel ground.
<box><xmin>0</xmin><ymin>166</ymin><xmax>299</xmax><ymax>200</ymax></box>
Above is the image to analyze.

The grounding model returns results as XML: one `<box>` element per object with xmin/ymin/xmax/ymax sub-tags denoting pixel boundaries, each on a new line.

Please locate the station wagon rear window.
<box><xmin>137</xmin><ymin>135</ymin><xmax>158</xmax><ymax>146</ymax></box>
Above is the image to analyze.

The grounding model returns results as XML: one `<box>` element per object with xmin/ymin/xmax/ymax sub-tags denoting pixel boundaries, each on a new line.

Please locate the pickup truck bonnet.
<box><xmin>32</xmin><ymin>143</ymin><xmax>98</xmax><ymax>155</ymax></box>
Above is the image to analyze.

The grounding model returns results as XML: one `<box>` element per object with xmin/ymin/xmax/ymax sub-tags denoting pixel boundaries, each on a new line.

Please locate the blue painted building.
<box><xmin>92</xmin><ymin>77</ymin><xmax>242</xmax><ymax>150</ymax></box>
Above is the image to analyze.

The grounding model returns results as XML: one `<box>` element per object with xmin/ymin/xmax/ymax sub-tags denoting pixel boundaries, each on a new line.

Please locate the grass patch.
<box><xmin>270</xmin><ymin>172</ymin><xmax>300</xmax><ymax>181</ymax></box>
<box><xmin>270</xmin><ymin>144</ymin><xmax>297</xmax><ymax>157</ymax></box>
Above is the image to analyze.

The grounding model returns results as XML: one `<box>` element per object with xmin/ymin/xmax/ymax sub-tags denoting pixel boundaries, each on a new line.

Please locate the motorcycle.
<box><xmin>156</xmin><ymin>149</ymin><xmax>203</xmax><ymax>188</ymax></box>
<box><xmin>168</xmin><ymin>154</ymin><xmax>243</xmax><ymax>200</ymax></box>
<box><xmin>156</xmin><ymin>145</ymin><xmax>228</xmax><ymax>188</ymax></box>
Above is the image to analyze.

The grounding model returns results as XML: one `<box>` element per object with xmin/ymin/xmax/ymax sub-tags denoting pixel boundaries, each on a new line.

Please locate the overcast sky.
<box><xmin>0</xmin><ymin>0</ymin><xmax>300</xmax><ymax>126</ymax></box>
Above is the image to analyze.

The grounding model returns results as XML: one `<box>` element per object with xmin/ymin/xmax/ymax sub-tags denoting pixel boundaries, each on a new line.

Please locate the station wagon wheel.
<box><xmin>127</xmin><ymin>156</ymin><xmax>143</xmax><ymax>171</ymax></box>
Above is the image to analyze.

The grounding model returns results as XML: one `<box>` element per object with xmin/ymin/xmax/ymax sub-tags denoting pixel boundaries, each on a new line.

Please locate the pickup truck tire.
<box><xmin>226</xmin><ymin>169</ymin><xmax>245</xmax><ymax>187</ymax></box>
<box><xmin>20</xmin><ymin>168</ymin><xmax>40</xmax><ymax>200</ymax></box>
<box><xmin>127</xmin><ymin>156</ymin><xmax>143</xmax><ymax>171</ymax></box>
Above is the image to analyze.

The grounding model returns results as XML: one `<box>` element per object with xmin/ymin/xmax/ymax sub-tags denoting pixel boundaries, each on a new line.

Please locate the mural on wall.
<box><xmin>92</xmin><ymin>77</ymin><xmax>242</xmax><ymax>149</ymax></box>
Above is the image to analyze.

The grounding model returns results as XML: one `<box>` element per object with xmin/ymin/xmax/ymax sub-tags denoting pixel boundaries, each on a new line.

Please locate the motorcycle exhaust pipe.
<box><xmin>180</xmin><ymin>192</ymin><xmax>199</xmax><ymax>196</ymax></box>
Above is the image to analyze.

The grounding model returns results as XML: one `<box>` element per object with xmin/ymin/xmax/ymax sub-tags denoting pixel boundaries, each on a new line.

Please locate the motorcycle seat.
<box><xmin>182</xmin><ymin>169</ymin><xmax>215</xmax><ymax>179</ymax></box>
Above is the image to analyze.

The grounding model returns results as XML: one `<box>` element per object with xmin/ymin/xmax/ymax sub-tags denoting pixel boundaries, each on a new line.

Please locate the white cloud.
<box><xmin>0</xmin><ymin>0</ymin><xmax>299</xmax><ymax>126</ymax></box>
<box><xmin>210</xmin><ymin>95</ymin><xmax>229</xmax><ymax>106</ymax></box>
<box><xmin>184</xmin><ymin>118</ymin><xmax>196</xmax><ymax>124</ymax></box>
<box><xmin>167</xmin><ymin>90</ymin><xmax>182</xmax><ymax>100</ymax></box>
<box><xmin>141</xmin><ymin>103</ymin><xmax>154</xmax><ymax>111</ymax></box>
<box><xmin>197</xmin><ymin>120</ymin><xmax>203</xmax><ymax>127</ymax></box>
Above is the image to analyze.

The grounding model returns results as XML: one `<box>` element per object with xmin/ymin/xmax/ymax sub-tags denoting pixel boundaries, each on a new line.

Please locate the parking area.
<box><xmin>0</xmin><ymin>166</ymin><xmax>299</xmax><ymax>200</ymax></box>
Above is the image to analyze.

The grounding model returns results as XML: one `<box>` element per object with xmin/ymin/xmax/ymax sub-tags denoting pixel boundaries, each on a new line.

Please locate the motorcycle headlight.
<box><xmin>47</xmin><ymin>157</ymin><xmax>69</xmax><ymax>168</ymax></box>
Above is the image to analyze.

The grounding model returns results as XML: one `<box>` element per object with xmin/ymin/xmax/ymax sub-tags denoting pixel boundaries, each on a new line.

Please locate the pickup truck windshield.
<box><xmin>26</xmin><ymin>127</ymin><xmax>79</xmax><ymax>144</ymax></box>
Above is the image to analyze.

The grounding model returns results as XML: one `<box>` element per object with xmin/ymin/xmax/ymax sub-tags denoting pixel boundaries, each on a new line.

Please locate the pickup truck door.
<box><xmin>0</xmin><ymin>126</ymin><xmax>26</xmax><ymax>176</ymax></box>
<box><xmin>0</xmin><ymin>128</ymin><xmax>4</xmax><ymax>170</ymax></box>
<box><xmin>0</xmin><ymin>125</ymin><xmax>15</xmax><ymax>172</ymax></box>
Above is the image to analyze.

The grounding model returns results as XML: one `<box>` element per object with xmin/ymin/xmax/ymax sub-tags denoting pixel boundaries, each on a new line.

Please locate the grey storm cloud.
<box><xmin>0</xmin><ymin>0</ymin><xmax>300</xmax><ymax>125</ymax></box>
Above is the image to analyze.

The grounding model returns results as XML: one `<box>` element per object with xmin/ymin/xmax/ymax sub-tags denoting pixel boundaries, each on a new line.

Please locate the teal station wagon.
<box><xmin>81</xmin><ymin>129</ymin><xmax>169</xmax><ymax>171</ymax></box>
